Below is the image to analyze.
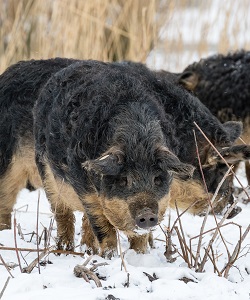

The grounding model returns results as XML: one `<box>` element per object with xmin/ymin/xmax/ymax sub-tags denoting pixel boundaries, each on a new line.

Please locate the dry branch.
<box><xmin>194</xmin><ymin>122</ymin><xmax>250</xmax><ymax>199</ymax></box>
<box><xmin>0</xmin><ymin>277</ymin><xmax>11</xmax><ymax>299</ymax></box>
<box><xmin>0</xmin><ymin>246</ymin><xmax>85</xmax><ymax>256</ymax></box>
<box><xmin>0</xmin><ymin>255</ymin><xmax>14</xmax><ymax>278</ymax></box>
<box><xmin>13</xmin><ymin>212</ymin><xmax>23</xmax><ymax>273</ymax></box>
<box><xmin>143</xmin><ymin>272</ymin><xmax>158</xmax><ymax>282</ymax></box>
<box><xmin>159</xmin><ymin>224</ymin><xmax>176</xmax><ymax>263</ymax></box>
<box><xmin>116</xmin><ymin>229</ymin><xmax>128</xmax><ymax>273</ymax></box>
<box><xmin>74</xmin><ymin>265</ymin><xmax>102</xmax><ymax>287</ymax></box>
<box><xmin>36</xmin><ymin>190</ymin><xmax>41</xmax><ymax>274</ymax></box>
<box><xmin>22</xmin><ymin>246</ymin><xmax>55</xmax><ymax>274</ymax></box>
<box><xmin>221</xmin><ymin>224</ymin><xmax>250</xmax><ymax>278</ymax></box>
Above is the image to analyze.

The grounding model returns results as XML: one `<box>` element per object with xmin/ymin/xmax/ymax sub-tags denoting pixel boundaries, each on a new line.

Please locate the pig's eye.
<box><xmin>117</xmin><ymin>177</ymin><xmax>127</xmax><ymax>187</ymax></box>
<box><xmin>154</xmin><ymin>175</ymin><xmax>163</xmax><ymax>186</ymax></box>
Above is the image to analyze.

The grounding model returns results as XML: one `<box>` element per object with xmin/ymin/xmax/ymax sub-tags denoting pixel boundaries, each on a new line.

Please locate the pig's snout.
<box><xmin>135</xmin><ymin>208</ymin><xmax>158</xmax><ymax>229</ymax></box>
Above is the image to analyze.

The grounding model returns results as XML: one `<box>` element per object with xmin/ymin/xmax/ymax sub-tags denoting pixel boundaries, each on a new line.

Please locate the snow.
<box><xmin>1</xmin><ymin>1</ymin><xmax>250</xmax><ymax>299</ymax></box>
<box><xmin>0</xmin><ymin>174</ymin><xmax>250</xmax><ymax>300</ymax></box>
<box><xmin>146</xmin><ymin>1</ymin><xmax>250</xmax><ymax>72</ymax></box>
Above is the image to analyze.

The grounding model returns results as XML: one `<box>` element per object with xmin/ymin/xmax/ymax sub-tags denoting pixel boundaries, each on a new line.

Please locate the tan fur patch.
<box><xmin>241</xmin><ymin>117</ymin><xmax>250</xmax><ymax>144</ymax></box>
<box><xmin>81</xmin><ymin>215</ymin><xmax>99</xmax><ymax>254</ymax></box>
<box><xmin>82</xmin><ymin>192</ymin><xmax>169</xmax><ymax>254</ymax></box>
<box><xmin>0</xmin><ymin>143</ymin><xmax>41</xmax><ymax>230</ymax></box>
<box><xmin>101</xmin><ymin>196</ymin><xmax>135</xmax><ymax>232</ymax></box>
<box><xmin>169</xmin><ymin>178</ymin><xmax>211</xmax><ymax>215</ymax></box>
<box><xmin>128</xmin><ymin>234</ymin><xmax>151</xmax><ymax>253</ymax></box>
<box><xmin>169</xmin><ymin>178</ymin><xmax>232</xmax><ymax>215</ymax></box>
<box><xmin>179</xmin><ymin>72</ymin><xmax>199</xmax><ymax>91</ymax></box>
<box><xmin>81</xmin><ymin>193</ymin><xmax>117</xmax><ymax>255</ymax></box>
<box><xmin>43</xmin><ymin>163</ymin><xmax>83</xmax><ymax>249</ymax></box>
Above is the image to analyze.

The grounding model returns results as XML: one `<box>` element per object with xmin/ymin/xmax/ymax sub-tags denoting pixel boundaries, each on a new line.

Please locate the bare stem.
<box><xmin>13</xmin><ymin>212</ymin><xmax>23</xmax><ymax>273</ymax></box>
<box><xmin>116</xmin><ymin>229</ymin><xmax>128</xmax><ymax>273</ymax></box>
<box><xmin>0</xmin><ymin>276</ymin><xmax>11</xmax><ymax>299</ymax></box>
<box><xmin>36</xmin><ymin>190</ymin><xmax>41</xmax><ymax>274</ymax></box>
<box><xmin>0</xmin><ymin>255</ymin><xmax>14</xmax><ymax>278</ymax></box>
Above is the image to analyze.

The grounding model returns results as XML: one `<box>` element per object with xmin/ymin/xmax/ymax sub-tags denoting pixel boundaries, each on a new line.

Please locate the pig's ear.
<box><xmin>156</xmin><ymin>146</ymin><xmax>195</xmax><ymax>179</ymax></box>
<box><xmin>82</xmin><ymin>147</ymin><xmax>124</xmax><ymax>176</ymax></box>
<box><xmin>206</xmin><ymin>145</ymin><xmax>250</xmax><ymax>166</ymax></box>
<box><xmin>178</xmin><ymin>71</ymin><xmax>199</xmax><ymax>91</ymax></box>
<box><xmin>222</xmin><ymin>121</ymin><xmax>243</xmax><ymax>143</ymax></box>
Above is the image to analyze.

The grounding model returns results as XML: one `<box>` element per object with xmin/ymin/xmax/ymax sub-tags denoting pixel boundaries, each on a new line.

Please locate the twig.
<box><xmin>0</xmin><ymin>246</ymin><xmax>85</xmax><ymax>256</ymax></box>
<box><xmin>174</xmin><ymin>226</ymin><xmax>191</xmax><ymax>266</ymax></box>
<box><xmin>193</xmin><ymin>122</ymin><xmax>250</xmax><ymax>199</ymax></box>
<box><xmin>36</xmin><ymin>228</ymin><xmax>44</xmax><ymax>246</ymax></box>
<box><xmin>193</xmin><ymin>130</ymin><xmax>210</xmax><ymax>198</ymax></box>
<box><xmin>193</xmin><ymin>129</ymin><xmax>233</xmax><ymax>270</ymax></box>
<box><xmin>193</xmin><ymin>127</ymin><xmax>239</xmax><ymax>271</ymax></box>
<box><xmin>190</xmin><ymin>222</ymin><xmax>236</xmax><ymax>242</ymax></box>
<box><xmin>22</xmin><ymin>246</ymin><xmax>55</xmax><ymax>274</ymax></box>
<box><xmin>170</xmin><ymin>200</ymin><xmax>201</xmax><ymax>234</ymax></box>
<box><xmin>15</xmin><ymin>204</ymin><xmax>29</xmax><ymax>212</ymax></box>
<box><xmin>210</xmin><ymin>246</ymin><xmax>217</xmax><ymax>273</ymax></box>
<box><xmin>204</xmin><ymin>247</ymin><xmax>222</xmax><ymax>276</ymax></box>
<box><xmin>46</xmin><ymin>218</ymin><xmax>55</xmax><ymax>249</ymax></box>
<box><xmin>89</xmin><ymin>262</ymin><xmax>109</xmax><ymax>272</ymax></box>
<box><xmin>222</xmin><ymin>225</ymin><xmax>242</xmax><ymax>278</ymax></box>
<box><xmin>29</xmin><ymin>231</ymin><xmax>36</xmax><ymax>243</ymax></box>
<box><xmin>197</xmin><ymin>211</ymin><xmax>241</xmax><ymax>273</ymax></box>
<box><xmin>73</xmin><ymin>256</ymin><xmax>107</xmax><ymax>287</ymax></box>
<box><xmin>82</xmin><ymin>255</ymin><xmax>94</xmax><ymax>267</ymax></box>
<box><xmin>159</xmin><ymin>224</ymin><xmax>176</xmax><ymax>263</ymax></box>
<box><xmin>221</xmin><ymin>224</ymin><xmax>250</xmax><ymax>278</ymax></box>
<box><xmin>0</xmin><ymin>277</ymin><xmax>11</xmax><ymax>299</ymax></box>
<box><xmin>194</xmin><ymin>166</ymin><xmax>233</xmax><ymax>270</ymax></box>
<box><xmin>124</xmin><ymin>273</ymin><xmax>130</xmax><ymax>288</ymax></box>
<box><xmin>13</xmin><ymin>212</ymin><xmax>22</xmax><ymax>273</ymax></box>
<box><xmin>0</xmin><ymin>255</ymin><xmax>14</xmax><ymax>278</ymax></box>
<box><xmin>175</xmin><ymin>204</ymin><xmax>190</xmax><ymax>266</ymax></box>
<box><xmin>143</xmin><ymin>272</ymin><xmax>158</xmax><ymax>282</ymax></box>
<box><xmin>36</xmin><ymin>190</ymin><xmax>41</xmax><ymax>274</ymax></box>
<box><xmin>17</xmin><ymin>223</ymin><xmax>24</xmax><ymax>240</ymax></box>
<box><xmin>19</xmin><ymin>251</ymin><xmax>29</xmax><ymax>267</ymax></box>
<box><xmin>116</xmin><ymin>229</ymin><xmax>128</xmax><ymax>273</ymax></box>
<box><xmin>73</xmin><ymin>265</ymin><xmax>102</xmax><ymax>287</ymax></box>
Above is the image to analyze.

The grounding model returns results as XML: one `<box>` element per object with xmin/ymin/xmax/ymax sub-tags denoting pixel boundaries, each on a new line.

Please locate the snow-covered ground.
<box><xmin>1</xmin><ymin>1</ymin><xmax>250</xmax><ymax>299</ymax></box>
<box><xmin>0</xmin><ymin>164</ymin><xmax>250</xmax><ymax>300</ymax></box>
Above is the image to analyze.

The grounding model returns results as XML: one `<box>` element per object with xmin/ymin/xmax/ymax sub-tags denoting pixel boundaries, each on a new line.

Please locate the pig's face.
<box><xmin>83</xmin><ymin>145</ymin><xmax>194</xmax><ymax>233</ymax></box>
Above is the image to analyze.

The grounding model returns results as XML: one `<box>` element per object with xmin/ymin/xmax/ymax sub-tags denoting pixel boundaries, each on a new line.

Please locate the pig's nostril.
<box><xmin>136</xmin><ymin>212</ymin><xmax>158</xmax><ymax>229</ymax></box>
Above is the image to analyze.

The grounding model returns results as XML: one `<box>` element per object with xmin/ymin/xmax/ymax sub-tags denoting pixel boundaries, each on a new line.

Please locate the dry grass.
<box><xmin>1</xmin><ymin>0</ymin><xmax>250</xmax><ymax>73</ymax></box>
<box><xmin>0</xmin><ymin>0</ymin><xmax>165</xmax><ymax>72</ymax></box>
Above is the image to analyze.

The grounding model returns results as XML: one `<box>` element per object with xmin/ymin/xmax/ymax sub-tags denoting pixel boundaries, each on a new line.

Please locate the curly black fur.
<box><xmin>0</xmin><ymin>58</ymin><xmax>79</xmax><ymax>177</ymax></box>
<box><xmin>179</xmin><ymin>50</ymin><xmax>250</xmax><ymax>123</ymax></box>
<box><xmin>113</xmin><ymin>61</ymin><xmax>243</xmax><ymax>163</ymax></box>
<box><xmin>0</xmin><ymin>56</ymin><xmax>247</xmax><ymax>237</ymax></box>
<box><xmin>178</xmin><ymin>50</ymin><xmax>250</xmax><ymax>188</ymax></box>
<box><xmin>34</xmin><ymin>60</ymin><xmax>196</xmax><ymax>198</ymax></box>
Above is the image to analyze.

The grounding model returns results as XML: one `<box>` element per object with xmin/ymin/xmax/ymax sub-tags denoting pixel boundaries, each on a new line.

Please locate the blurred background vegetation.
<box><xmin>0</xmin><ymin>0</ymin><xmax>250</xmax><ymax>73</ymax></box>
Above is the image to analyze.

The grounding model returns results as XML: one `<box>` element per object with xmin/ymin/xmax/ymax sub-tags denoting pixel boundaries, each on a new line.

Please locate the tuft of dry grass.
<box><xmin>0</xmin><ymin>0</ymin><xmax>166</xmax><ymax>72</ymax></box>
<box><xmin>1</xmin><ymin>0</ymin><xmax>250</xmax><ymax>73</ymax></box>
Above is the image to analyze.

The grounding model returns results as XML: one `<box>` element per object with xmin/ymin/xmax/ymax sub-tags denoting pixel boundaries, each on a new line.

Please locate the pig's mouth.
<box><xmin>133</xmin><ymin>226</ymin><xmax>154</xmax><ymax>235</ymax></box>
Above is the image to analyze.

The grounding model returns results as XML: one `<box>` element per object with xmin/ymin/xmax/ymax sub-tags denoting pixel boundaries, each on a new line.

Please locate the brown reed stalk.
<box><xmin>0</xmin><ymin>246</ymin><xmax>85</xmax><ymax>256</ymax></box>
<box><xmin>36</xmin><ymin>190</ymin><xmax>41</xmax><ymax>274</ymax></box>
<box><xmin>13</xmin><ymin>212</ymin><xmax>23</xmax><ymax>273</ymax></box>
<box><xmin>0</xmin><ymin>255</ymin><xmax>14</xmax><ymax>278</ymax></box>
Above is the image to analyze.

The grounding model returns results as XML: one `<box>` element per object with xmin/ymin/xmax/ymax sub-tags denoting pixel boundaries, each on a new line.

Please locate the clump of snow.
<box><xmin>0</xmin><ymin>174</ymin><xmax>249</xmax><ymax>300</ymax></box>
